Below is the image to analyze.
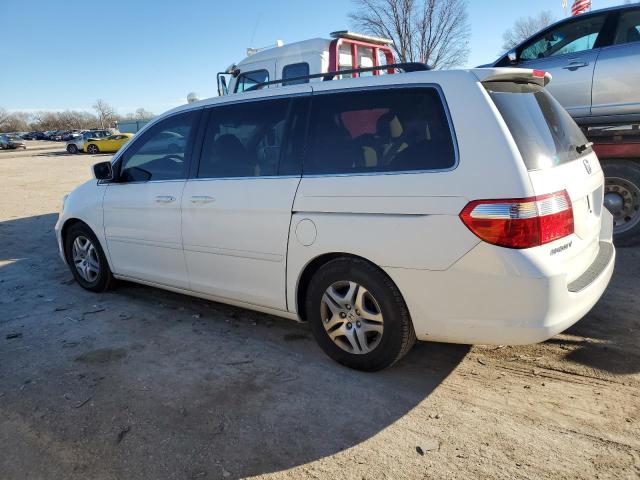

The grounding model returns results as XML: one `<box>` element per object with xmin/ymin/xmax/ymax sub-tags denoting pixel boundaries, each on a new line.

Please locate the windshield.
<box><xmin>486</xmin><ymin>82</ymin><xmax>591</xmax><ymax>171</ymax></box>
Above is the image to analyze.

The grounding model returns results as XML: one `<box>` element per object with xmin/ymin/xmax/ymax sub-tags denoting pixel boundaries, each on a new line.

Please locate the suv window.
<box><xmin>520</xmin><ymin>14</ymin><xmax>606</xmax><ymax>60</ymax></box>
<box><xmin>119</xmin><ymin>110</ymin><xmax>199</xmax><ymax>182</ymax></box>
<box><xmin>614</xmin><ymin>9</ymin><xmax>640</xmax><ymax>45</ymax></box>
<box><xmin>486</xmin><ymin>82</ymin><xmax>592</xmax><ymax>171</ymax></box>
<box><xmin>305</xmin><ymin>88</ymin><xmax>455</xmax><ymax>175</ymax></box>
<box><xmin>199</xmin><ymin>98</ymin><xmax>298</xmax><ymax>178</ymax></box>
<box><xmin>282</xmin><ymin>62</ymin><xmax>310</xmax><ymax>85</ymax></box>
<box><xmin>235</xmin><ymin>70</ymin><xmax>269</xmax><ymax>93</ymax></box>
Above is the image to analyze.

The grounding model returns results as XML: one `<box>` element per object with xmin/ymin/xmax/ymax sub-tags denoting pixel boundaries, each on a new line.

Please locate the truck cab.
<box><xmin>217</xmin><ymin>31</ymin><xmax>395</xmax><ymax>95</ymax></box>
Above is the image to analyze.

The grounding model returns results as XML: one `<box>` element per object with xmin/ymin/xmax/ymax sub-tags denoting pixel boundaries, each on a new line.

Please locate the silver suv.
<box><xmin>489</xmin><ymin>4</ymin><xmax>640</xmax><ymax>125</ymax></box>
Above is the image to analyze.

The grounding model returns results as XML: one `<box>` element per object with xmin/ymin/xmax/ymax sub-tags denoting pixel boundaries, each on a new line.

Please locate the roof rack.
<box><xmin>330</xmin><ymin>30</ymin><xmax>393</xmax><ymax>45</ymax></box>
<box><xmin>246</xmin><ymin>62</ymin><xmax>431</xmax><ymax>92</ymax></box>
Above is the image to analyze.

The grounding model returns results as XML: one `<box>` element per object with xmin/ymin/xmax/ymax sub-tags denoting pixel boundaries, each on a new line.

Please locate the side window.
<box><xmin>282</xmin><ymin>62</ymin><xmax>310</xmax><ymax>86</ymax></box>
<box><xmin>119</xmin><ymin>110</ymin><xmax>199</xmax><ymax>183</ymax></box>
<box><xmin>305</xmin><ymin>88</ymin><xmax>455</xmax><ymax>175</ymax></box>
<box><xmin>614</xmin><ymin>10</ymin><xmax>640</xmax><ymax>45</ymax></box>
<box><xmin>235</xmin><ymin>70</ymin><xmax>269</xmax><ymax>93</ymax></box>
<box><xmin>198</xmin><ymin>98</ymin><xmax>291</xmax><ymax>178</ymax></box>
<box><xmin>520</xmin><ymin>15</ymin><xmax>606</xmax><ymax>60</ymax></box>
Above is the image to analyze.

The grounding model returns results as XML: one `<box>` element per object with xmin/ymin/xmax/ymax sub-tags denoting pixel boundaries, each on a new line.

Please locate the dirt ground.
<box><xmin>1</xmin><ymin>146</ymin><xmax>639</xmax><ymax>480</ymax></box>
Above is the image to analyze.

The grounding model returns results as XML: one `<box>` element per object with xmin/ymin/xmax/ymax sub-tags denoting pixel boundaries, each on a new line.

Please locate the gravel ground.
<box><xmin>1</xmin><ymin>147</ymin><xmax>639</xmax><ymax>480</ymax></box>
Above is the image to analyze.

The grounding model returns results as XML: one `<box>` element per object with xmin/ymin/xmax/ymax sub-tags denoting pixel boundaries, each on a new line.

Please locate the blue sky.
<box><xmin>0</xmin><ymin>0</ymin><xmax>625</xmax><ymax>114</ymax></box>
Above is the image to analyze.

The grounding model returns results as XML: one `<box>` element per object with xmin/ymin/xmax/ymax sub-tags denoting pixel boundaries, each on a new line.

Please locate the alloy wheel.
<box><xmin>72</xmin><ymin>235</ymin><xmax>100</xmax><ymax>283</ymax></box>
<box><xmin>320</xmin><ymin>280</ymin><xmax>384</xmax><ymax>354</ymax></box>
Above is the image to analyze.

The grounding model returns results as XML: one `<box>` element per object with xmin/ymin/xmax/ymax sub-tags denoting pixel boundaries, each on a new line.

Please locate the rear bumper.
<box><xmin>385</xmin><ymin>214</ymin><xmax>616</xmax><ymax>346</ymax></box>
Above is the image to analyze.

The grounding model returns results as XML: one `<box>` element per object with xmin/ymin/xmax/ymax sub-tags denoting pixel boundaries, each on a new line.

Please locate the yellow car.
<box><xmin>84</xmin><ymin>133</ymin><xmax>134</xmax><ymax>154</ymax></box>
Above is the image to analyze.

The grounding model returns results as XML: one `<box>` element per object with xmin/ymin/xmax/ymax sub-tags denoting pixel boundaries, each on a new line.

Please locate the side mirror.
<box><xmin>507</xmin><ymin>49</ymin><xmax>518</xmax><ymax>64</ymax></box>
<box><xmin>93</xmin><ymin>161</ymin><xmax>113</xmax><ymax>181</ymax></box>
<box><xmin>216</xmin><ymin>73</ymin><xmax>229</xmax><ymax>96</ymax></box>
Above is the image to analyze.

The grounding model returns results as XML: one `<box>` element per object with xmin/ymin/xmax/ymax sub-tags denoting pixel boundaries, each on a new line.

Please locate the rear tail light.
<box><xmin>459</xmin><ymin>190</ymin><xmax>574</xmax><ymax>249</ymax></box>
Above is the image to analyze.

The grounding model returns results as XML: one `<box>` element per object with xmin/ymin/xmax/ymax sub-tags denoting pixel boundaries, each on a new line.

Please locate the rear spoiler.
<box><xmin>471</xmin><ymin>68</ymin><xmax>552</xmax><ymax>87</ymax></box>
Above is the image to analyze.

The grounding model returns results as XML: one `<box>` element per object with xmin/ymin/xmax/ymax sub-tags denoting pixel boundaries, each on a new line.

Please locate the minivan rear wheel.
<box><xmin>87</xmin><ymin>144</ymin><xmax>99</xmax><ymax>154</ymax></box>
<box><xmin>64</xmin><ymin>223</ymin><xmax>115</xmax><ymax>292</ymax></box>
<box><xmin>305</xmin><ymin>258</ymin><xmax>415</xmax><ymax>371</ymax></box>
<box><xmin>67</xmin><ymin>144</ymin><xmax>78</xmax><ymax>154</ymax></box>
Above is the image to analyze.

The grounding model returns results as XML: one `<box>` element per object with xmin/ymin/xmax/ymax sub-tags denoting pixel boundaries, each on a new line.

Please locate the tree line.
<box><xmin>0</xmin><ymin>99</ymin><xmax>154</xmax><ymax>133</ymax></box>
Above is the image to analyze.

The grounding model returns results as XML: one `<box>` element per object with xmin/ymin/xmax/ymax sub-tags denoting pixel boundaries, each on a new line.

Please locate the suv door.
<box><xmin>510</xmin><ymin>12</ymin><xmax>608</xmax><ymax>118</ymax></box>
<box><xmin>181</xmin><ymin>92</ymin><xmax>310</xmax><ymax>310</ymax></box>
<box><xmin>102</xmin><ymin>109</ymin><xmax>201</xmax><ymax>288</ymax></box>
<box><xmin>592</xmin><ymin>8</ymin><xmax>640</xmax><ymax>120</ymax></box>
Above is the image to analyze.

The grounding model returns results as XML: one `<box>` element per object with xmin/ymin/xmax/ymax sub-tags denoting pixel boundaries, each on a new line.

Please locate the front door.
<box><xmin>103</xmin><ymin>109</ymin><xmax>201</xmax><ymax>288</ymax></box>
<box><xmin>515</xmin><ymin>12</ymin><xmax>608</xmax><ymax>118</ymax></box>
<box><xmin>181</xmin><ymin>94</ymin><xmax>310</xmax><ymax>310</ymax></box>
<box><xmin>592</xmin><ymin>8</ymin><xmax>640</xmax><ymax>118</ymax></box>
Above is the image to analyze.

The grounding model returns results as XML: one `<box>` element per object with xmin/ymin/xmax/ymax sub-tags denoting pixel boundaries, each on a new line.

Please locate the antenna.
<box><xmin>249</xmin><ymin>12</ymin><xmax>262</xmax><ymax>46</ymax></box>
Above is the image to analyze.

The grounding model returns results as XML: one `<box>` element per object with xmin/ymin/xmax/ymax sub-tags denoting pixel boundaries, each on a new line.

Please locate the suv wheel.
<box><xmin>67</xmin><ymin>144</ymin><xmax>78</xmax><ymax>154</ymax></box>
<box><xmin>305</xmin><ymin>258</ymin><xmax>416</xmax><ymax>371</ymax></box>
<box><xmin>87</xmin><ymin>144</ymin><xmax>99</xmax><ymax>154</ymax></box>
<box><xmin>64</xmin><ymin>223</ymin><xmax>115</xmax><ymax>292</ymax></box>
<box><xmin>603</xmin><ymin>160</ymin><xmax>640</xmax><ymax>247</ymax></box>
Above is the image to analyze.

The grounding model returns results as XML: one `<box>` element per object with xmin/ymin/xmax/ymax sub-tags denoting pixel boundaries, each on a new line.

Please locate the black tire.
<box><xmin>67</xmin><ymin>144</ymin><xmax>78</xmax><ymax>154</ymax></box>
<box><xmin>602</xmin><ymin>160</ymin><xmax>640</xmax><ymax>247</ymax></box>
<box><xmin>87</xmin><ymin>144</ymin><xmax>99</xmax><ymax>154</ymax></box>
<box><xmin>305</xmin><ymin>257</ymin><xmax>416</xmax><ymax>371</ymax></box>
<box><xmin>64</xmin><ymin>223</ymin><xmax>115</xmax><ymax>292</ymax></box>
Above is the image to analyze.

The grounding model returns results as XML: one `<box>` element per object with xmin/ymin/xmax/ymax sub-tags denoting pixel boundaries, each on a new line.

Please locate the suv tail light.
<box><xmin>460</xmin><ymin>190</ymin><xmax>574</xmax><ymax>249</ymax></box>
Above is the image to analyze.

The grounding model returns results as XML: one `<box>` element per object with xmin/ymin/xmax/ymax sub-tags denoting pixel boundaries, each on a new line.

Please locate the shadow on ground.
<box><xmin>1</xmin><ymin>213</ymin><xmax>638</xmax><ymax>478</ymax></box>
<box><xmin>1</xmin><ymin>213</ymin><xmax>468</xmax><ymax>479</ymax></box>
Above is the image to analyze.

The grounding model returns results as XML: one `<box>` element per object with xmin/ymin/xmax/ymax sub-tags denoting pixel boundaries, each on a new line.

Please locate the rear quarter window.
<box><xmin>486</xmin><ymin>82</ymin><xmax>592</xmax><ymax>171</ymax></box>
<box><xmin>305</xmin><ymin>87</ymin><xmax>456</xmax><ymax>175</ymax></box>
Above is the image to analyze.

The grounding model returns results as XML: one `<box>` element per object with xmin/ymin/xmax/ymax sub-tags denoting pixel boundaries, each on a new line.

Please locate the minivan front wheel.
<box><xmin>64</xmin><ymin>223</ymin><xmax>115</xmax><ymax>292</ymax></box>
<box><xmin>306</xmin><ymin>258</ymin><xmax>415</xmax><ymax>371</ymax></box>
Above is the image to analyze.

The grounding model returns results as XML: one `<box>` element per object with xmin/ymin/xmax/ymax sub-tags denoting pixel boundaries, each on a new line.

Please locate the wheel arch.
<box><xmin>60</xmin><ymin>218</ymin><xmax>110</xmax><ymax>265</ymax></box>
<box><xmin>294</xmin><ymin>251</ymin><xmax>408</xmax><ymax>323</ymax></box>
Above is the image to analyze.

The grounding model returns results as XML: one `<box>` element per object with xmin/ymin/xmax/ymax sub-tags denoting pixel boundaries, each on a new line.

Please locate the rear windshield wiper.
<box><xmin>575</xmin><ymin>142</ymin><xmax>593</xmax><ymax>154</ymax></box>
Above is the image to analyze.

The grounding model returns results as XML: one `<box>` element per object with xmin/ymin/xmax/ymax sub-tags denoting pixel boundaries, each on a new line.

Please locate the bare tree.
<box><xmin>27</xmin><ymin>110</ymin><xmax>101</xmax><ymax>132</ymax></box>
<box><xmin>349</xmin><ymin>0</ymin><xmax>470</xmax><ymax>69</ymax></box>
<box><xmin>92</xmin><ymin>99</ymin><xmax>116</xmax><ymax>129</ymax></box>
<box><xmin>134</xmin><ymin>107</ymin><xmax>154</xmax><ymax>120</ymax></box>
<box><xmin>501</xmin><ymin>11</ymin><xmax>555</xmax><ymax>52</ymax></box>
<box><xmin>0</xmin><ymin>107</ymin><xmax>10</xmax><ymax>130</ymax></box>
<box><xmin>0</xmin><ymin>109</ymin><xmax>30</xmax><ymax>133</ymax></box>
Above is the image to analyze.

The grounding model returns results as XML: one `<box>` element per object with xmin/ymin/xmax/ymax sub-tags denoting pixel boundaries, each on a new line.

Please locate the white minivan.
<box><xmin>55</xmin><ymin>67</ymin><xmax>615</xmax><ymax>371</ymax></box>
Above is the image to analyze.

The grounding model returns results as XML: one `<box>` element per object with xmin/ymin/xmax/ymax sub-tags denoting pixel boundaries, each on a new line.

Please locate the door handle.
<box><xmin>190</xmin><ymin>195</ymin><xmax>215</xmax><ymax>204</ymax></box>
<box><xmin>563</xmin><ymin>60</ymin><xmax>589</xmax><ymax>70</ymax></box>
<box><xmin>155</xmin><ymin>195</ymin><xmax>176</xmax><ymax>203</ymax></box>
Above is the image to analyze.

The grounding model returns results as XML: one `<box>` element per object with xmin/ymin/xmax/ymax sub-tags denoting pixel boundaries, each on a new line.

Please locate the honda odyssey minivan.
<box><xmin>55</xmin><ymin>67</ymin><xmax>615</xmax><ymax>371</ymax></box>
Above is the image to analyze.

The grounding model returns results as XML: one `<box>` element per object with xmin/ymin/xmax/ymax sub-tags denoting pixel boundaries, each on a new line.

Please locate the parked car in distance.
<box><xmin>22</xmin><ymin>131</ymin><xmax>42</xmax><ymax>140</ymax></box>
<box><xmin>66</xmin><ymin>130</ymin><xmax>112</xmax><ymax>154</ymax></box>
<box><xmin>84</xmin><ymin>133</ymin><xmax>133</xmax><ymax>153</ymax></box>
<box><xmin>487</xmin><ymin>4</ymin><xmax>640</xmax><ymax>125</ymax></box>
<box><xmin>56</xmin><ymin>67</ymin><xmax>615</xmax><ymax>371</ymax></box>
<box><xmin>35</xmin><ymin>132</ymin><xmax>48</xmax><ymax>140</ymax></box>
<box><xmin>61</xmin><ymin>131</ymin><xmax>81</xmax><ymax>141</ymax></box>
<box><xmin>0</xmin><ymin>134</ymin><xmax>27</xmax><ymax>149</ymax></box>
